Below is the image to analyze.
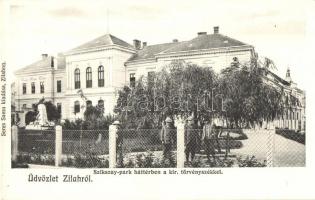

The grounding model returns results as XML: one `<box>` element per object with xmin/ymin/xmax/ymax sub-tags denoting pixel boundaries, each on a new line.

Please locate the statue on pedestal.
<box><xmin>25</xmin><ymin>98</ymin><xmax>55</xmax><ymax>130</ymax></box>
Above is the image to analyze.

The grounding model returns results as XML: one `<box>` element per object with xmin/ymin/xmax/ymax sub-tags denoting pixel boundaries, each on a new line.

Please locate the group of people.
<box><xmin>160</xmin><ymin>116</ymin><xmax>221</xmax><ymax>163</ymax></box>
<box><xmin>113</xmin><ymin>116</ymin><xmax>221</xmax><ymax>165</ymax></box>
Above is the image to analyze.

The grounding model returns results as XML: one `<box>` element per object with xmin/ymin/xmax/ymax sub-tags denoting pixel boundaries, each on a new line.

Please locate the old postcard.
<box><xmin>1</xmin><ymin>0</ymin><xmax>315</xmax><ymax>199</ymax></box>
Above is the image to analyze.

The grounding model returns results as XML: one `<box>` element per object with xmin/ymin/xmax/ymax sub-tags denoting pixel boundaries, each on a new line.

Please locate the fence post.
<box><xmin>11</xmin><ymin>125</ymin><xmax>18</xmax><ymax>162</ymax></box>
<box><xmin>19</xmin><ymin>112</ymin><xmax>26</xmax><ymax>127</ymax></box>
<box><xmin>109</xmin><ymin>124</ymin><xmax>117</xmax><ymax>168</ymax></box>
<box><xmin>225</xmin><ymin>131</ymin><xmax>230</xmax><ymax>158</ymax></box>
<box><xmin>55</xmin><ymin>125</ymin><xmax>62</xmax><ymax>167</ymax></box>
<box><xmin>177</xmin><ymin>122</ymin><xmax>185</xmax><ymax>168</ymax></box>
<box><xmin>266</xmin><ymin>128</ymin><xmax>275</xmax><ymax>167</ymax></box>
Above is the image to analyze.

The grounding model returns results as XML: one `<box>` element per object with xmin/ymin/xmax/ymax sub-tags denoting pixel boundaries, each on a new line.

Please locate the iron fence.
<box><xmin>17</xmin><ymin>128</ymin><xmax>56</xmax><ymax>166</ymax></box>
<box><xmin>274</xmin><ymin>129</ymin><xmax>305</xmax><ymax>167</ymax></box>
<box><xmin>117</xmin><ymin>129</ymin><xmax>177</xmax><ymax>168</ymax></box>
<box><xmin>61</xmin><ymin>130</ymin><xmax>109</xmax><ymax>168</ymax></box>
<box><xmin>13</xmin><ymin>126</ymin><xmax>305</xmax><ymax>168</ymax></box>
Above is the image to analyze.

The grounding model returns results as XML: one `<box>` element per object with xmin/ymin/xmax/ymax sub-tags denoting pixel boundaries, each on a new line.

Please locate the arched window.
<box><xmin>98</xmin><ymin>65</ymin><xmax>104</xmax><ymax>87</ymax></box>
<box><xmin>129</xmin><ymin>73</ymin><xmax>136</xmax><ymax>88</ymax></box>
<box><xmin>74</xmin><ymin>68</ymin><xmax>81</xmax><ymax>89</ymax></box>
<box><xmin>86</xmin><ymin>67</ymin><xmax>92</xmax><ymax>88</ymax></box>
<box><xmin>74</xmin><ymin>101</ymin><xmax>80</xmax><ymax>114</ymax></box>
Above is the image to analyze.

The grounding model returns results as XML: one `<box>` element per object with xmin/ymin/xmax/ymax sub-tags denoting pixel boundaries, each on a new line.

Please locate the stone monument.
<box><xmin>25</xmin><ymin>102</ymin><xmax>55</xmax><ymax>130</ymax></box>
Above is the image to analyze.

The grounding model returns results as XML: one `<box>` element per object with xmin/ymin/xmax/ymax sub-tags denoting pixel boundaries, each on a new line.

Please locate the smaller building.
<box><xmin>13</xmin><ymin>53</ymin><xmax>66</xmax><ymax>126</ymax></box>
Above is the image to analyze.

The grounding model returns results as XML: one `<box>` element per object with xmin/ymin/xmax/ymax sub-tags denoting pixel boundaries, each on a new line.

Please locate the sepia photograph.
<box><xmin>9</xmin><ymin>0</ymin><xmax>306</xmax><ymax>169</ymax></box>
<box><xmin>1</xmin><ymin>0</ymin><xmax>314</xmax><ymax>199</ymax></box>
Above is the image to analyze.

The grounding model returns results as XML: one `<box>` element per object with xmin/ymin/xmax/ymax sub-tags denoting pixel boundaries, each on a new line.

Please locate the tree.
<box><xmin>84</xmin><ymin>105</ymin><xmax>115</xmax><ymax>129</ymax></box>
<box><xmin>43</xmin><ymin>101</ymin><xmax>61</xmax><ymax>121</ymax></box>
<box><xmin>114</xmin><ymin>60</ymin><xmax>218</xmax><ymax>128</ymax></box>
<box><xmin>25</xmin><ymin>111</ymin><xmax>37</xmax><ymax>125</ymax></box>
<box><xmin>114</xmin><ymin>57</ymin><xmax>294</xmax><ymax>129</ymax></box>
<box><xmin>25</xmin><ymin>99</ymin><xmax>61</xmax><ymax>124</ymax></box>
<box><xmin>219</xmin><ymin>57</ymin><xmax>286</xmax><ymax>128</ymax></box>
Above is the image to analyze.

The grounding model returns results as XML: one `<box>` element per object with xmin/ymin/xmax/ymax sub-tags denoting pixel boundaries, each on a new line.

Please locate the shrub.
<box><xmin>67</xmin><ymin>152</ymin><xmax>109</xmax><ymax>168</ymax></box>
<box><xmin>236</xmin><ymin>156</ymin><xmax>266</xmax><ymax>167</ymax></box>
<box><xmin>123</xmin><ymin>159</ymin><xmax>135</xmax><ymax>168</ymax></box>
<box><xmin>121</xmin><ymin>151</ymin><xmax>176</xmax><ymax>168</ymax></box>
<box><xmin>13</xmin><ymin>152</ymin><xmax>109</xmax><ymax>168</ymax></box>
<box><xmin>62</xmin><ymin>114</ymin><xmax>116</xmax><ymax>130</ymax></box>
<box><xmin>135</xmin><ymin>153</ymin><xmax>154</xmax><ymax>168</ymax></box>
<box><xmin>214</xmin><ymin>158</ymin><xmax>235</xmax><ymax>167</ymax></box>
<box><xmin>13</xmin><ymin>153</ymin><xmax>55</xmax><ymax>166</ymax></box>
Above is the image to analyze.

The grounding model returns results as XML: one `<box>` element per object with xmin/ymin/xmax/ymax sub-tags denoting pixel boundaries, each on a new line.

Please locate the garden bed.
<box><xmin>276</xmin><ymin>129</ymin><xmax>305</xmax><ymax>144</ymax></box>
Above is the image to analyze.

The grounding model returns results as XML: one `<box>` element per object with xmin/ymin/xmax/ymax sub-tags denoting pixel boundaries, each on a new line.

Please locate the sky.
<box><xmin>3</xmin><ymin>0</ymin><xmax>313</xmax><ymax>89</ymax></box>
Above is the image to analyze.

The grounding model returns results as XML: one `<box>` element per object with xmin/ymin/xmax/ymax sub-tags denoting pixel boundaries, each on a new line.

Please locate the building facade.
<box><xmin>12</xmin><ymin>26</ymin><xmax>305</xmax><ymax>130</ymax></box>
<box><xmin>264</xmin><ymin>69</ymin><xmax>306</xmax><ymax>131</ymax></box>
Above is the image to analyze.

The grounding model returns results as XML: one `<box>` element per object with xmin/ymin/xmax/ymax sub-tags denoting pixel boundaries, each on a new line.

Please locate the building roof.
<box><xmin>161</xmin><ymin>33</ymin><xmax>248</xmax><ymax>54</ymax></box>
<box><xmin>267</xmin><ymin>70</ymin><xmax>290</xmax><ymax>86</ymax></box>
<box><xmin>128</xmin><ymin>33</ymin><xmax>250</xmax><ymax>62</ymax></box>
<box><xmin>69</xmin><ymin>34</ymin><xmax>134</xmax><ymax>52</ymax></box>
<box><xmin>128</xmin><ymin>42</ymin><xmax>183</xmax><ymax>61</ymax></box>
<box><xmin>15</xmin><ymin>55</ymin><xmax>65</xmax><ymax>75</ymax></box>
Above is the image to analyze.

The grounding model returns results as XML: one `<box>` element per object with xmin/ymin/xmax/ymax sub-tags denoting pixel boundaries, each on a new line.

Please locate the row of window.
<box><xmin>74</xmin><ymin>100</ymin><xmax>104</xmax><ymax>114</ymax></box>
<box><xmin>278</xmin><ymin>110</ymin><xmax>301</xmax><ymax>120</ymax></box>
<box><xmin>129</xmin><ymin>71</ymin><xmax>155</xmax><ymax>88</ymax></box>
<box><xmin>22</xmin><ymin>69</ymin><xmax>154</xmax><ymax>94</ymax></box>
<box><xmin>22</xmin><ymin>103</ymin><xmax>62</xmax><ymax>115</ymax></box>
<box><xmin>22</xmin><ymin>100</ymin><xmax>103</xmax><ymax>116</ymax></box>
<box><xmin>22</xmin><ymin>100</ymin><xmax>104</xmax><ymax>115</ymax></box>
<box><xmin>74</xmin><ymin>66</ymin><xmax>104</xmax><ymax>89</ymax></box>
<box><xmin>22</xmin><ymin>80</ymin><xmax>62</xmax><ymax>94</ymax></box>
<box><xmin>283</xmin><ymin>110</ymin><xmax>300</xmax><ymax>120</ymax></box>
<box><xmin>22</xmin><ymin>100</ymin><xmax>104</xmax><ymax>114</ymax></box>
<box><xmin>22</xmin><ymin>82</ymin><xmax>45</xmax><ymax>94</ymax></box>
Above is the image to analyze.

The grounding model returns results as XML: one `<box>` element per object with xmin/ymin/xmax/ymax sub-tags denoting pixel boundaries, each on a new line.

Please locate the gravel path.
<box><xmin>232</xmin><ymin>131</ymin><xmax>305</xmax><ymax>167</ymax></box>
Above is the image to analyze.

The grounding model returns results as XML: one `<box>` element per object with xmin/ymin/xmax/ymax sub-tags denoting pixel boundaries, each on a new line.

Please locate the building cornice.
<box><xmin>15</xmin><ymin>69</ymin><xmax>54</xmax><ymax>76</ymax></box>
<box><xmin>156</xmin><ymin>45</ymin><xmax>254</xmax><ymax>59</ymax></box>
<box><xmin>125</xmin><ymin>45</ymin><xmax>254</xmax><ymax>66</ymax></box>
<box><xmin>15</xmin><ymin>67</ymin><xmax>65</xmax><ymax>76</ymax></box>
<box><xmin>125</xmin><ymin>58</ymin><xmax>157</xmax><ymax>66</ymax></box>
<box><xmin>64</xmin><ymin>44</ymin><xmax>136</xmax><ymax>56</ymax></box>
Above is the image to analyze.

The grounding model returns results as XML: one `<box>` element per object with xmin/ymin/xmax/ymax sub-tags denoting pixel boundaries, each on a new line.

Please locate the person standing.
<box><xmin>184</xmin><ymin>116</ymin><xmax>199</xmax><ymax>163</ymax></box>
<box><xmin>214</xmin><ymin>124</ymin><xmax>222</xmax><ymax>153</ymax></box>
<box><xmin>160</xmin><ymin>117</ymin><xmax>173</xmax><ymax>159</ymax></box>
<box><xmin>202</xmin><ymin>118</ymin><xmax>216</xmax><ymax>162</ymax></box>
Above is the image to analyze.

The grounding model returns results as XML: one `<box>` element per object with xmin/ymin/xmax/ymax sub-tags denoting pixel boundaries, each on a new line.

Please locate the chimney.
<box><xmin>52</xmin><ymin>57</ymin><xmax>58</xmax><ymax>69</ymax></box>
<box><xmin>197</xmin><ymin>32</ymin><xmax>207</xmax><ymax>36</ymax></box>
<box><xmin>213</xmin><ymin>26</ymin><xmax>219</xmax><ymax>34</ymax></box>
<box><xmin>142</xmin><ymin>42</ymin><xmax>147</xmax><ymax>48</ymax></box>
<box><xmin>51</xmin><ymin>56</ymin><xmax>54</xmax><ymax>68</ymax></box>
<box><xmin>133</xmin><ymin>39</ymin><xmax>141</xmax><ymax>50</ymax></box>
<box><xmin>42</xmin><ymin>54</ymin><xmax>48</xmax><ymax>59</ymax></box>
<box><xmin>173</xmin><ymin>39</ymin><xmax>179</xmax><ymax>43</ymax></box>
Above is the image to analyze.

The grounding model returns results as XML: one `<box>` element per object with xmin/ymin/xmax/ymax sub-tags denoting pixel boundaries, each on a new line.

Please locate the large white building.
<box><xmin>12</xmin><ymin>26</ymin><xmax>305</xmax><ymax>130</ymax></box>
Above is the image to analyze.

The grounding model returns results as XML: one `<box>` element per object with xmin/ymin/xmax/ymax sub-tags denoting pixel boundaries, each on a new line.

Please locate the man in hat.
<box><xmin>202</xmin><ymin>117</ymin><xmax>216</xmax><ymax>162</ymax></box>
<box><xmin>113</xmin><ymin>121</ymin><xmax>123</xmax><ymax>166</ymax></box>
<box><xmin>184</xmin><ymin>116</ymin><xmax>199</xmax><ymax>163</ymax></box>
<box><xmin>160</xmin><ymin>117</ymin><xmax>174</xmax><ymax>159</ymax></box>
